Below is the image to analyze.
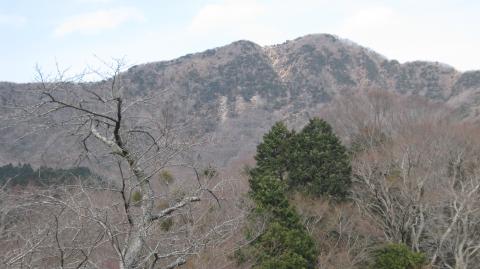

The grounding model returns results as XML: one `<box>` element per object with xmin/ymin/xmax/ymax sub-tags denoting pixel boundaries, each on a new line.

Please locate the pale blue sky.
<box><xmin>1</xmin><ymin>0</ymin><xmax>479</xmax><ymax>82</ymax></box>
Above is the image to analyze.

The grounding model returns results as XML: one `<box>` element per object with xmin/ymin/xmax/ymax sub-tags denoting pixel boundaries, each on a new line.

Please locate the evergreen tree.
<box><xmin>249</xmin><ymin>173</ymin><xmax>303</xmax><ymax>229</ymax></box>
<box><xmin>247</xmin><ymin>172</ymin><xmax>317</xmax><ymax>269</ymax></box>
<box><xmin>288</xmin><ymin>118</ymin><xmax>351</xmax><ymax>198</ymax></box>
<box><xmin>371</xmin><ymin>243</ymin><xmax>426</xmax><ymax>269</ymax></box>
<box><xmin>254</xmin><ymin>121</ymin><xmax>293</xmax><ymax>180</ymax></box>
<box><xmin>240</xmin><ymin>119</ymin><xmax>352</xmax><ymax>268</ymax></box>
<box><xmin>0</xmin><ymin>163</ymin><xmax>96</xmax><ymax>186</ymax></box>
<box><xmin>255</xmin><ymin>221</ymin><xmax>317</xmax><ymax>269</ymax></box>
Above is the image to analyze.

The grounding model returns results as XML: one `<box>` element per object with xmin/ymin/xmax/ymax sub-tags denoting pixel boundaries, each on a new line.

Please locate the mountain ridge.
<box><xmin>1</xmin><ymin>33</ymin><xmax>480</xmax><ymax>170</ymax></box>
<box><xmin>126</xmin><ymin>34</ymin><xmax>466</xmax><ymax>77</ymax></box>
<box><xmin>121</xmin><ymin>33</ymin><xmax>475</xmax><ymax>109</ymax></box>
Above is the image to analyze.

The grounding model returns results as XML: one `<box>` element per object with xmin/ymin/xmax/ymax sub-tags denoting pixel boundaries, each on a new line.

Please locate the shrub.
<box><xmin>131</xmin><ymin>191</ymin><xmax>142</xmax><ymax>204</ymax></box>
<box><xmin>371</xmin><ymin>243</ymin><xmax>426</xmax><ymax>269</ymax></box>
<box><xmin>159</xmin><ymin>170</ymin><xmax>174</xmax><ymax>184</ymax></box>
<box><xmin>160</xmin><ymin>218</ymin><xmax>174</xmax><ymax>232</ymax></box>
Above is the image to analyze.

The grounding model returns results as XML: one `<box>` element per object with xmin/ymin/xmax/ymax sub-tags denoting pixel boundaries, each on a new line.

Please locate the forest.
<box><xmin>0</xmin><ymin>163</ymin><xmax>94</xmax><ymax>186</ymax></box>
<box><xmin>1</xmin><ymin>68</ymin><xmax>479</xmax><ymax>269</ymax></box>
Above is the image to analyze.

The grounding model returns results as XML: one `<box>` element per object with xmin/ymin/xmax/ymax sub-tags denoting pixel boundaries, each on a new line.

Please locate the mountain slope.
<box><xmin>1</xmin><ymin>33</ymin><xmax>479</xmax><ymax>170</ymax></box>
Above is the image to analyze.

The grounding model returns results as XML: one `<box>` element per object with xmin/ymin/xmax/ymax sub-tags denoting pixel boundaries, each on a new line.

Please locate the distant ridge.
<box><xmin>1</xmin><ymin>33</ymin><xmax>480</xmax><ymax>169</ymax></box>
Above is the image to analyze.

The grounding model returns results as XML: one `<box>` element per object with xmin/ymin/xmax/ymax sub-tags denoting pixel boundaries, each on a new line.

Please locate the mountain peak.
<box><xmin>228</xmin><ymin>39</ymin><xmax>261</xmax><ymax>48</ymax></box>
<box><xmin>292</xmin><ymin>33</ymin><xmax>340</xmax><ymax>43</ymax></box>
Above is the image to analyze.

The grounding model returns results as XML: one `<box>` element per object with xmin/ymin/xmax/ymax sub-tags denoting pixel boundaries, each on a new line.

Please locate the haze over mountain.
<box><xmin>1</xmin><ymin>33</ymin><xmax>480</xmax><ymax>170</ymax></box>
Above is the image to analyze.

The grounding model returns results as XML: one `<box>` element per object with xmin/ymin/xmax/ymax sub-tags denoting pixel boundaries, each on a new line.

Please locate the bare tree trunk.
<box><xmin>0</xmin><ymin>61</ymin><xmax>244</xmax><ymax>269</ymax></box>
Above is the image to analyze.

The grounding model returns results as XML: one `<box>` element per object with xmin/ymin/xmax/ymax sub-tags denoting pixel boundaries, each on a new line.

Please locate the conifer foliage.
<box><xmin>247</xmin><ymin>172</ymin><xmax>317</xmax><ymax>269</ymax></box>
<box><xmin>254</xmin><ymin>122</ymin><xmax>293</xmax><ymax>181</ymax></box>
<box><xmin>288</xmin><ymin>118</ymin><xmax>351</xmax><ymax>197</ymax></box>
<box><xmin>243</xmin><ymin>118</ymin><xmax>351</xmax><ymax>268</ymax></box>
<box><xmin>371</xmin><ymin>243</ymin><xmax>426</xmax><ymax>269</ymax></box>
<box><xmin>0</xmin><ymin>163</ymin><xmax>95</xmax><ymax>186</ymax></box>
<box><xmin>253</xmin><ymin>118</ymin><xmax>352</xmax><ymax>198</ymax></box>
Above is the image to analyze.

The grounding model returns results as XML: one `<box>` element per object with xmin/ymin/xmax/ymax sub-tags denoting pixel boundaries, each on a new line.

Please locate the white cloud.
<box><xmin>54</xmin><ymin>7</ymin><xmax>144</xmax><ymax>37</ymax></box>
<box><xmin>341</xmin><ymin>6</ymin><xmax>395</xmax><ymax>30</ymax></box>
<box><xmin>189</xmin><ymin>0</ymin><xmax>264</xmax><ymax>33</ymax></box>
<box><xmin>188</xmin><ymin>0</ymin><xmax>283</xmax><ymax>45</ymax></box>
<box><xmin>186</xmin><ymin>1</ymin><xmax>479</xmax><ymax>70</ymax></box>
<box><xmin>335</xmin><ymin>5</ymin><xmax>480</xmax><ymax>70</ymax></box>
<box><xmin>0</xmin><ymin>14</ymin><xmax>27</xmax><ymax>27</ymax></box>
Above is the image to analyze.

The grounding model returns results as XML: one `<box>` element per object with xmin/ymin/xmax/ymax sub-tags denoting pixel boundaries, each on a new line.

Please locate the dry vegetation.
<box><xmin>320</xmin><ymin>90</ymin><xmax>480</xmax><ymax>269</ymax></box>
<box><xmin>1</xmin><ymin>60</ymin><xmax>480</xmax><ymax>269</ymax></box>
<box><xmin>0</xmin><ymin>63</ymin><xmax>248</xmax><ymax>269</ymax></box>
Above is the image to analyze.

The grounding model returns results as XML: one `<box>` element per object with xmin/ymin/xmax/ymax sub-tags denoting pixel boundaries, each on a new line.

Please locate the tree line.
<box><xmin>0</xmin><ymin>163</ymin><xmax>94</xmax><ymax>186</ymax></box>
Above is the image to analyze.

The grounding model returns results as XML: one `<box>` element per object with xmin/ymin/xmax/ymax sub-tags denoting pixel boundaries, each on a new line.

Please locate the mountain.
<box><xmin>1</xmin><ymin>33</ymin><xmax>480</xmax><ymax>171</ymax></box>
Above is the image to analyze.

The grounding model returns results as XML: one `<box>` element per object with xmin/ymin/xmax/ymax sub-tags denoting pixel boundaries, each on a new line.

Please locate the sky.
<box><xmin>0</xmin><ymin>0</ymin><xmax>479</xmax><ymax>82</ymax></box>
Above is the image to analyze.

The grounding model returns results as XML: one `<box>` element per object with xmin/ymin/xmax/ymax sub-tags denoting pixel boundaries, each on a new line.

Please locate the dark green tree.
<box><xmin>371</xmin><ymin>243</ymin><xmax>426</xmax><ymax>269</ymax></box>
<box><xmin>254</xmin><ymin>121</ymin><xmax>293</xmax><ymax>180</ymax></box>
<box><xmin>240</xmin><ymin>119</ymin><xmax>352</xmax><ymax>268</ymax></box>
<box><xmin>249</xmin><ymin>173</ymin><xmax>302</xmax><ymax>229</ymax></box>
<box><xmin>0</xmin><ymin>163</ymin><xmax>95</xmax><ymax>186</ymax></box>
<box><xmin>247</xmin><ymin>173</ymin><xmax>317</xmax><ymax>269</ymax></box>
<box><xmin>255</xmin><ymin>221</ymin><xmax>317</xmax><ymax>269</ymax></box>
<box><xmin>288</xmin><ymin>118</ymin><xmax>351</xmax><ymax>198</ymax></box>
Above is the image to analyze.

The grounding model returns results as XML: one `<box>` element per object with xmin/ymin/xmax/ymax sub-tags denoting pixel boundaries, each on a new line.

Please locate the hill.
<box><xmin>1</xmin><ymin>33</ymin><xmax>479</xmax><ymax>170</ymax></box>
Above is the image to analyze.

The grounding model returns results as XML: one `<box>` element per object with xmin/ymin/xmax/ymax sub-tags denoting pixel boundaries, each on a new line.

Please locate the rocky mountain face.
<box><xmin>1</xmin><ymin>34</ymin><xmax>480</xmax><ymax>170</ymax></box>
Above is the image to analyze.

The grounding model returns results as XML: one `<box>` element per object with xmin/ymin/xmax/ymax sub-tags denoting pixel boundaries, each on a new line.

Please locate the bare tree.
<box><xmin>427</xmin><ymin>130</ymin><xmax>480</xmax><ymax>269</ymax></box>
<box><xmin>323</xmin><ymin>90</ymin><xmax>480</xmax><ymax>269</ymax></box>
<box><xmin>324</xmin><ymin>91</ymin><xmax>440</xmax><ymax>248</ymax></box>
<box><xmin>1</xmin><ymin>61</ymin><xmax>244</xmax><ymax>269</ymax></box>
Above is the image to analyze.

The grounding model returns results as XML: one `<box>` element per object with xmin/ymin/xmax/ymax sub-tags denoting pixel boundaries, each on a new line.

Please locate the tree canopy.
<box><xmin>254</xmin><ymin>121</ymin><xmax>293</xmax><ymax>181</ymax></box>
<box><xmin>241</xmin><ymin>118</ymin><xmax>352</xmax><ymax>269</ymax></box>
<box><xmin>247</xmin><ymin>172</ymin><xmax>317</xmax><ymax>269</ymax></box>
<box><xmin>253</xmin><ymin>118</ymin><xmax>352</xmax><ymax>198</ymax></box>
<box><xmin>288</xmin><ymin>118</ymin><xmax>351</xmax><ymax>197</ymax></box>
